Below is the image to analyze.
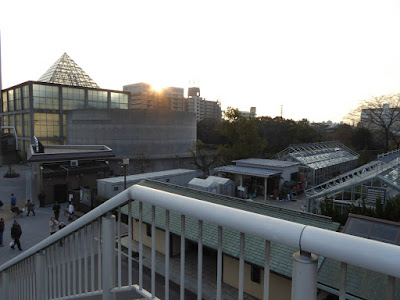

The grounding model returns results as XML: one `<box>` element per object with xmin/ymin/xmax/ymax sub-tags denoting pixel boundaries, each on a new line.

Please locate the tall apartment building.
<box><xmin>187</xmin><ymin>87</ymin><xmax>221</xmax><ymax>121</ymax></box>
<box><xmin>123</xmin><ymin>83</ymin><xmax>185</xmax><ymax>111</ymax></box>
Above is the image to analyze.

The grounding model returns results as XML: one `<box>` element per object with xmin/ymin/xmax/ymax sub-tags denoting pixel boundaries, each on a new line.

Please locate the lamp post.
<box><xmin>122</xmin><ymin>158</ymin><xmax>129</xmax><ymax>190</ymax></box>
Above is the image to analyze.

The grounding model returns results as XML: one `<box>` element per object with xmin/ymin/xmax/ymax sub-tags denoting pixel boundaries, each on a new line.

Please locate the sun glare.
<box><xmin>151</xmin><ymin>82</ymin><xmax>166</xmax><ymax>92</ymax></box>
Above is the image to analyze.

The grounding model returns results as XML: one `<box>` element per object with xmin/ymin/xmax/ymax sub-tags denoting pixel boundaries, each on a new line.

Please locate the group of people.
<box><xmin>0</xmin><ymin>193</ymin><xmax>76</xmax><ymax>251</ymax></box>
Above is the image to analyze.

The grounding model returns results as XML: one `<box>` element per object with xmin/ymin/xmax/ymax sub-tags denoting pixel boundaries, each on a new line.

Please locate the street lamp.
<box><xmin>122</xmin><ymin>158</ymin><xmax>129</xmax><ymax>190</ymax></box>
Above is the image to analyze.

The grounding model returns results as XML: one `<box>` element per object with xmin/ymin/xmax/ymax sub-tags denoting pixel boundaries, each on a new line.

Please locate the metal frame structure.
<box><xmin>306</xmin><ymin>153</ymin><xmax>400</xmax><ymax>212</ymax></box>
<box><xmin>0</xmin><ymin>184</ymin><xmax>399</xmax><ymax>300</ymax></box>
<box><xmin>276</xmin><ymin>141</ymin><xmax>360</xmax><ymax>185</ymax></box>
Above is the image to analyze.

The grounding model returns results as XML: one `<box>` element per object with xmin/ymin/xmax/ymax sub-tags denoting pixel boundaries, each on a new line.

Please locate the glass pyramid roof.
<box><xmin>38</xmin><ymin>53</ymin><xmax>99</xmax><ymax>88</ymax></box>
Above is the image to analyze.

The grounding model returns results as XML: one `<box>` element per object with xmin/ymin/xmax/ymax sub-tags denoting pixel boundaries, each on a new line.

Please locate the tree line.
<box><xmin>193</xmin><ymin>107</ymin><xmax>384</xmax><ymax>175</ymax></box>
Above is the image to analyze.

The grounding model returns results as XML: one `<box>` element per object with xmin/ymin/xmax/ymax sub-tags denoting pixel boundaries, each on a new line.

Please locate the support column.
<box><xmin>102</xmin><ymin>213</ymin><xmax>116</xmax><ymax>300</ymax></box>
<box><xmin>291</xmin><ymin>251</ymin><xmax>318</xmax><ymax>300</ymax></box>
<box><xmin>264</xmin><ymin>178</ymin><xmax>268</xmax><ymax>203</ymax></box>
<box><xmin>1</xmin><ymin>270</ymin><xmax>9</xmax><ymax>300</ymax></box>
<box><xmin>36</xmin><ymin>250</ymin><xmax>46</xmax><ymax>299</ymax></box>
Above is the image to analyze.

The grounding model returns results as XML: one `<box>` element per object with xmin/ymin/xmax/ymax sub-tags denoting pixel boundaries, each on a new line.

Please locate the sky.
<box><xmin>1</xmin><ymin>0</ymin><xmax>400</xmax><ymax>123</ymax></box>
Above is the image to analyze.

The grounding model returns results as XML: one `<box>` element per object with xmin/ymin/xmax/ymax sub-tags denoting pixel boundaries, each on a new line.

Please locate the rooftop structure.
<box><xmin>214</xmin><ymin>158</ymin><xmax>301</xmax><ymax>202</ymax></box>
<box><xmin>276</xmin><ymin>141</ymin><xmax>360</xmax><ymax>185</ymax></box>
<box><xmin>38</xmin><ymin>53</ymin><xmax>99</xmax><ymax>88</ymax></box>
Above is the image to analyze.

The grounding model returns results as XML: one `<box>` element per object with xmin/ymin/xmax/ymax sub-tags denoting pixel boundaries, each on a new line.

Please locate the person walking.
<box><xmin>53</xmin><ymin>202</ymin><xmax>61</xmax><ymax>221</ymax></box>
<box><xmin>25</xmin><ymin>200</ymin><xmax>35</xmax><ymax>216</ymax></box>
<box><xmin>68</xmin><ymin>201</ymin><xmax>75</xmax><ymax>221</ymax></box>
<box><xmin>10</xmin><ymin>220</ymin><xmax>22</xmax><ymax>251</ymax></box>
<box><xmin>49</xmin><ymin>217</ymin><xmax>59</xmax><ymax>235</ymax></box>
<box><xmin>10</xmin><ymin>193</ymin><xmax>16</xmax><ymax>209</ymax></box>
<box><xmin>0</xmin><ymin>218</ymin><xmax>4</xmax><ymax>247</ymax></box>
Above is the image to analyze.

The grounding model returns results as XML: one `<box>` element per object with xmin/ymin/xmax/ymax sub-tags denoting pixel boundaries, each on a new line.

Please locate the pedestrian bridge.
<box><xmin>0</xmin><ymin>184</ymin><xmax>399</xmax><ymax>300</ymax></box>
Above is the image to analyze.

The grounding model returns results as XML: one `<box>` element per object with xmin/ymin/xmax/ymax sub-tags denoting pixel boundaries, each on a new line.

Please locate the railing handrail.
<box><xmin>2</xmin><ymin>184</ymin><xmax>400</xmax><ymax>280</ymax></box>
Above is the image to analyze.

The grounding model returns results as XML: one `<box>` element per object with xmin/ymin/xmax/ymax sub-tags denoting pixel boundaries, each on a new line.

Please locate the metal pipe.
<box><xmin>263</xmin><ymin>240</ymin><xmax>270</xmax><ymax>300</ymax></box>
<box><xmin>180</xmin><ymin>215</ymin><xmax>185</xmax><ymax>300</ymax></box>
<box><xmin>101</xmin><ymin>214</ymin><xmax>116</xmax><ymax>300</ymax></box>
<box><xmin>217</xmin><ymin>226</ymin><xmax>222</xmax><ymax>300</ymax></box>
<box><xmin>238</xmin><ymin>232</ymin><xmax>244</xmax><ymax>300</ymax></box>
<box><xmin>197</xmin><ymin>220</ymin><xmax>203</xmax><ymax>300</ymax></box>
<box><xmin>339</xmin><ymin>262</ymin><xmax>347</xmax><ymax>300</ymax></box>
<box><xmin>35</xmin><ymin>251</ymin><xmax>45</xmax><ymax>300</ymax></box>
<box><xmin>165</xmin><ymin>210</ymin><xmax>170</xmax><ymax>300</ymax></box>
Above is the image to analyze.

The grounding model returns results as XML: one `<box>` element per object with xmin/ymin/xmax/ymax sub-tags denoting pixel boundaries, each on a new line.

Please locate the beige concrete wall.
<box><xmin>223</xmin><ymin>255</ymin><xmax>292</xmax><ymax>300</ymax></box>
<box><xmin>132</xmin><ymin>220</ymin><xmax>166</xmax><ymax>254</ymax></box>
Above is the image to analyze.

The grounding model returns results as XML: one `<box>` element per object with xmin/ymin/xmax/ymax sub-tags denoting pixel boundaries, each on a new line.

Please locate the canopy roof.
<box><xmin>214</xmin><ymin>165</ymin><xmax>282</xmax><ymax>178</ymax></box>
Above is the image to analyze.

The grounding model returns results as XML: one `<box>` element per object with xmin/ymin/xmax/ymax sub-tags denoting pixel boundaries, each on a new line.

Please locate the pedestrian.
<box><xmin>10</xmin><ymin>193</ymin><xmax>16</xmax><ymax>210</ymax></box>
<box><xmin>10</xmin><ymin>220</ymin><xmax>22</xmax><ymax>251</ymax></box>
<box><xmin>59</xmin><ymin>222</ymin><xmax>66</xmax><ymax>246</ymax></box>
<box><xmin>0</xmin><ymin>218</ymin><xmax>4</xmax><ymax>247</ymax></box>
<box><xmin>53</xmin><ymin>202</ymin><xmax>61</xmax><ymax>221</ymax></box>
<box><xmin>68</xmin><ymin>201</ymin><xmax>74</xmax><ymax>221</ymax></box>
<box><xmin>38</xmin><ymin>192</ymin><xmax>45</xmax><ymax>207</ymax></box>
<box><xmin>49</xmin><ymin>217</ymin><xmax>59</xmax><ymax>235</ymax></box>
<box><xmin>25</xmin><ymin>200</ymin><xmax>35</xmax><ymax>216</ymax></box>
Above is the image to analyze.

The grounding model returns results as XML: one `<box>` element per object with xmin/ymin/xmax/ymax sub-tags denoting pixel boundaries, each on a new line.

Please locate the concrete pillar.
<box><xmin>291</xmin><ymin>251</ymin><xmax>318</xmax><ymax>300</ymax></box>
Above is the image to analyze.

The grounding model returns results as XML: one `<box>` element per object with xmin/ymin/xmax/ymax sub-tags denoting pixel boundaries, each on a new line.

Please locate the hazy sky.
<box><xmin>1</xmin><ymin>0</ymin><xmax>400</xmax><ymax>122</ymax></box>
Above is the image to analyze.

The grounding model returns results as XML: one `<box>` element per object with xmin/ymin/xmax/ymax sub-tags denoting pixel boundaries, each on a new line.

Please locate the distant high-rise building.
<box><xmin>240</xmin><ymin>107</ymin><xmax>256</xmax><ymax>119</ymax></box>
<box><xmin>123</xmin><ymin>83</ymin><xmax>185</xmax><ymax>111</ymax></box>
<box><xmin>187</xmin><ymin>87</ymin><xmax>221</xmax><ymax>122</ymax></box>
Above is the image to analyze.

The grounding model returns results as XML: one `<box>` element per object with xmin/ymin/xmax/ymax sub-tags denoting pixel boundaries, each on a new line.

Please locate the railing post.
<box><xmin>291</xmin><ymin>251</ymin><xmax>317</xmax><ymax>300</ymax></box>
<box><xmin>1</xmin><ymin>270</ymin><xmax>9</xmax><ymax>299</ymax></box>
<box><xmin>36</xmin><ymin>250</ymin><xmax>46</xmax><ymax>299</ymax></box>
<box><xmin>102</xmin><ymin>213</ymin><xmax>116</xmax><ymax>300</ymax></box>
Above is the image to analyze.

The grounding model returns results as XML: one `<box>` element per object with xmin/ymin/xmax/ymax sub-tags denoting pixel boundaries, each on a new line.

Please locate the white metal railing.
<box><xmin>0</xmin><ymin>184</ymin><xmax>399</xmax><ymax>300</ymax></box>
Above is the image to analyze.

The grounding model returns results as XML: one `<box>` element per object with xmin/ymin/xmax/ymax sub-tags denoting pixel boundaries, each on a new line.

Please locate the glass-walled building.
<box><xmin>1</xmin><ymin>81</ymin><xmax>130</xmax><ymax>157</ymax></box>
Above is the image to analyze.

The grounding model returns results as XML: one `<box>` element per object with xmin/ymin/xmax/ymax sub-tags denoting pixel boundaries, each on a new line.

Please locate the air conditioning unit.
<box><xmin>70</xmin><ymin>160</ymin><xmax>79</xmax><ymax>167</ymax></box>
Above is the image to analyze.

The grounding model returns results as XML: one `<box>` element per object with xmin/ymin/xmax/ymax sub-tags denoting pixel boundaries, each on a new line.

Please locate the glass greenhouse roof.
<box><xmin>277</xmin><ymin>142</ymin><xmax>359</xmax><ymax>170</ymax></box>
<box><xmin>38</xmin><ymin>53</ymin><xmax>99</xmax><ymax>88</ymax></box>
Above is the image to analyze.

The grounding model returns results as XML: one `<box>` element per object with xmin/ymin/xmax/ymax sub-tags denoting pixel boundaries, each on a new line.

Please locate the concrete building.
<box><xmin>123</xmin><ymin>83</ymin><xmax>185</xmax><ymax>111</ymax></box>
<box><xmin>187</xmin><ymin>87</ymin><xmax>221</xmax><ymax>121</ymax></box>
<box><xmin>66</xmin><ymin>109</ymin><xmax>197</xmax><ymax>172</ymax></box>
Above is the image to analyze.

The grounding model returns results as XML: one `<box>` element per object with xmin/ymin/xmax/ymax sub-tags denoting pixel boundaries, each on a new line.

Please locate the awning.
<box><xmin>214</xmin><ymin>165</ymin><xmax>282</xmax><ymax>178</ymax></box>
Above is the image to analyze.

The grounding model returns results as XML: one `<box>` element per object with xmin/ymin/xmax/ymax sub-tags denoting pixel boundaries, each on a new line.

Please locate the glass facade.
<box><xmin>8</xmin><ymin>90</ymin><xmax>14</xmax><ymax>112</ymax></box>
<box><xmin>62</xmin><ymin>87</ymin><xmax>85</xmax><ymax>110</ymax></box>
<box><xmin>23</xmin><ymin>114</ymin><xmax>31</xmax><ymax>137</ymax></box>
<box><xmin>111</xmin><ymin>92</ymin><xmax>129</xmax><ymax>109</ymax></box>
<box><xmin>88</xmin><ymin>90</ymin><xmax>108</xmax><ymax>109</ymax></box>
<box><xmin>33</xmin><ymin>113</ymin><xmax>60</xmax><ymax>138</ymax></box>
<box><xmin>33</xmin><ymin>84</ymin><xmax>59</xmax><ymax>110</ymax></box>
<box><xmin>1</xmin><ymin>81</ymin><xmax>129</xmax><ymax>155</ymax></box>
<box><xmin>15</xmin><ymin>88</ymin><xmax>22</xmax><ymax>111</ymax></box>
<box><xmin>1</xmin><ymin>91</ymin><xmax>6</xmax><ymax>113</ymax></box>
<box><xmin>23</xmin><ymin>85</ymin><xmax>30</xmax><ymax>110</ymax></box>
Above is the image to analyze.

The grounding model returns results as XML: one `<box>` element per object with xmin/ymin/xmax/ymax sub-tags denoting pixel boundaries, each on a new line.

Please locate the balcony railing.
<box><xmin>0</xmin><ymin>184</ymin><xmax>399</xmax><ymax>300</ymax></box>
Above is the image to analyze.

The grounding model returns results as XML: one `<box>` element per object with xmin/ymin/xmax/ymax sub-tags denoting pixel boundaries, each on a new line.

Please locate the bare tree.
<box><xmin>346</xmin><ymin>93</ymin><xmax>400</xmax><ymax>151</ymax></box>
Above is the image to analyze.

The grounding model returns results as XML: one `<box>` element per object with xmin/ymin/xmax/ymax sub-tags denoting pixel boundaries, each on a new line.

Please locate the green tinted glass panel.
<box><xmin>33</xmin><ymin>113</ymin><xmax>60</xmax><ymax>138</ymax></box>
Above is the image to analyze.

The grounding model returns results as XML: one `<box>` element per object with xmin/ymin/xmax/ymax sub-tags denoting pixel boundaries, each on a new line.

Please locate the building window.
<box><xmin>113</xmin><ymin>186</ymin><xmax>119</xmax><ymax>191</ymax></box>
<box><xmin>251</xmin><ymin>266</ymin><xmax>261</xmax><ymax>284</ymax></box>
<box><xmin>146</xmin><ymin>224</ymin><xmax>152</xmax><ymax>237</ymax></box>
